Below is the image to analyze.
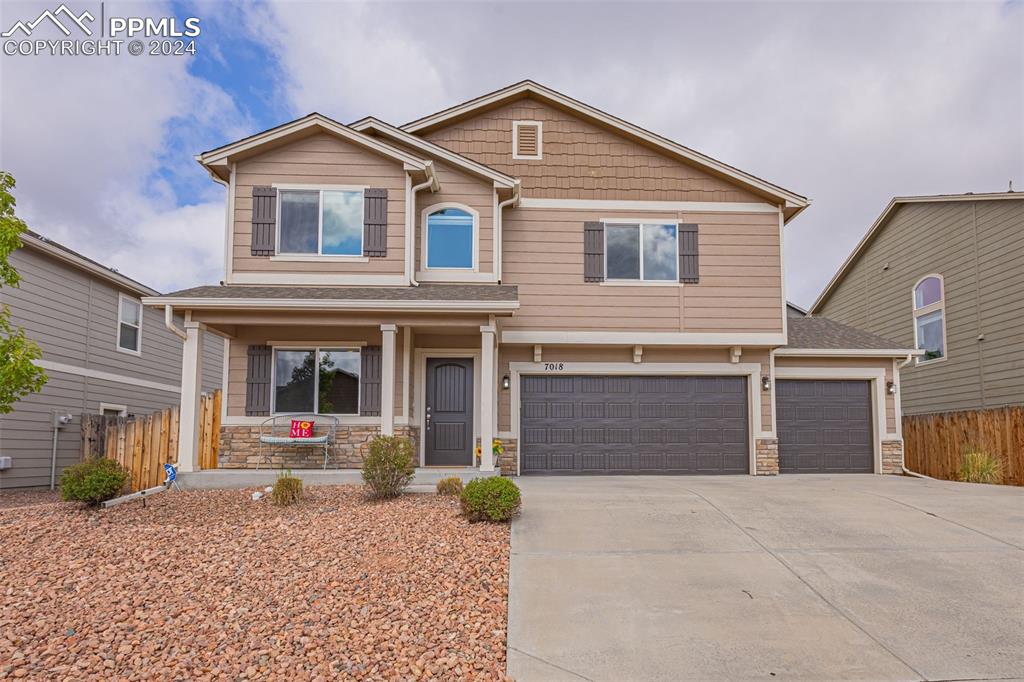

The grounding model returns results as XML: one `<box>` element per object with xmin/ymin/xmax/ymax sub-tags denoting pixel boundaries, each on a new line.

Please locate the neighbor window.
<box><xmin>117</xmin><ymin>295</ymin><xmax>142</xmax><ymax>353</ymax></box>
<box><xmin>273</xmin><ymin>347</ymin><xmax>360</xmax><ymax>414</ymax></box>
<box><xmin>605</xmin><ymin>223</ymin><xmax>678</xmax><ymax>281</ymax></box>
<box><xmin>425</xmin><ymin>206</ymin><xmax>475</xmax><ymax>269</ymax></box>
<box><xmin>278</xmin><ymin>188</ymin><xmax>363</xmax><ymax>256</ymax></box>
<box><xmin>913</xmin><ymin>275</ymin><xmax>945</xmax><ymax>362</ymax></box>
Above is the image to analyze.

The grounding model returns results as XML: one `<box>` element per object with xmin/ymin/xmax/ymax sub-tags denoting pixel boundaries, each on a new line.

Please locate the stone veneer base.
<box><xmin>881</xmin><ymin>439</ymin><xmax>904</xmax><ymax>474</ymax></box>
<box><xmin>219</xmin><ymin>425</ymin><xmax>418</xmax><ymax>469</ymax></box>
<box><xmin>755</xmin><ymin>438</ymin><xmax>780</xmax><ymax>475</ymax></box>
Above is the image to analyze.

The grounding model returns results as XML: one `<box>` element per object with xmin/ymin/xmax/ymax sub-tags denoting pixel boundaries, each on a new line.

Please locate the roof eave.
<box><xmin>141</xmin><ymin>296</ymin><xmax>520</xmax><ymax>314</ymax></box>
<box><xmin>775</xmin><ymin>347</ymin><xmax>924</xmax><ymax>357</ymax></box>
<box><xmin>23</xmin><ymin>233</ymin><xmax>158</xmax><ymax>297</ymax></box>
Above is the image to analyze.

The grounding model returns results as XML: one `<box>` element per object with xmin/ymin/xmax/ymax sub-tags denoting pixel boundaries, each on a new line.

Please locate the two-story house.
<box><xmin>810</xmin><ymin>192</ymin><xmax>1024</xmax><ymax>416</ymax></box>
<box><xmin>0</xmin><ymin>231</ymin><xmax>223</xmax><ymax>489</ymax></box>
<box><xmin>147</xmin><ymin>81</ymin><xmax>918</xmax><ymax>478</ymax></box>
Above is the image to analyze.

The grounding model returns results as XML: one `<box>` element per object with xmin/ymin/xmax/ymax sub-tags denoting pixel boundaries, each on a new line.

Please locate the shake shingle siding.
<box><xmin>0</xmin><ymin>246</ymin><xmax>224</xmax><ymax>488</ymax></box>
<box><xmin>816</xmin><ymin>199</ymin><xmax>1024</xmax><ymax>415</ymax></box>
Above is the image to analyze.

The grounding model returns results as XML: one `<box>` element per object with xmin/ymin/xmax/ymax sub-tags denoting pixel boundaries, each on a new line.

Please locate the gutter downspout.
<box><xmin>165</xmin><ymin>305</ymin><xmax>188</xmax><ymax>341</ymax></box>
<box><xmin>408</xmin><ymin>162</ymin><xmax>439</xmax><ymax>287</ymax></box>
<box><xmin>894</xmin><ymin>352</ymin><xmax>933</xmax><ymax>479</ymax></box>
<box><xmin>495</xmin><ymin>182</ymin><xmax>521</xmax><ymax>283</ymax></box>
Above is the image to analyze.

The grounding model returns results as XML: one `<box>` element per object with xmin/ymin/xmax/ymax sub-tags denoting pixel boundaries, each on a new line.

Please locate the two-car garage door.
<box><xmin>520</xmin><ymin>375</ymin><xmax>748</xmax><ymax>474</ymax></box>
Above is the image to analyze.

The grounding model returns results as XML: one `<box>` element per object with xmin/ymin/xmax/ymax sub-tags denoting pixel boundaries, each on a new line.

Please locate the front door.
<box><xmin>424</xmin><ymin>357</ymin><xmax>474</xmax><ymax>466</ymax></box>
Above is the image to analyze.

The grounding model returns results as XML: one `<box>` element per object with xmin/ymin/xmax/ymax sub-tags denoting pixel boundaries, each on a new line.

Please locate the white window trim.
<box><xmin>420</xmin><ymin>202</ymin><xmax>479</xmax><ymax>274</ymax></box>
<box><xmin>116</xmin><ymin>293</ymin><xmax>143</xmax><ymax>356</ymax></box>
<box><xmin>911</xmin><ymin>273</ymin><xmax>947</xmax><ymax>366</ymax></box>
<box><xmin>274</xmin><ymin>184</ymin><xmax>367</xmax><ymax>259</ymax></box>
<box><xmin>270</xmin><ymin>345</ymin><xmax>363</xmax><ymax>416</ymax></box>
<box><xmin>99</xmin><ymin>403</ymin><xmax>128</xmax><ymax>417</ymax></box>
<box><xmin>512</xmin><ymin>120</ymin><xmax>543</xmax><ymax>160</ymax></box>
<box><xmin>603</xmin><ymin>221</ymin><xmax>680</xmax><ymax>283</ymax></box>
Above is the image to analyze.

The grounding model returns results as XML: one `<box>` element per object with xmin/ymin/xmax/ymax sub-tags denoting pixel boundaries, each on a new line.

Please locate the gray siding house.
<box><xmin>810</xmin><ymin>192</ymin><xmax>1024</xmax><ymax>416</ymax></box>
<box><xmin>0</xmin><ymin>232</ymin><xmax>223</xmax><ymax>489</ymax></box>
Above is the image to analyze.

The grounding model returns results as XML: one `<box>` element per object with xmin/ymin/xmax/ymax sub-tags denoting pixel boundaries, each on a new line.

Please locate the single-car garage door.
<box><xmin>520</xmin><ymin>375</ymin><xmax>748</xmax><ymax>474</ymax></box>
<box><xmin>777</xmin><ymin>379</ymin><xmax>873</xmax><ymax>473</ymax></box>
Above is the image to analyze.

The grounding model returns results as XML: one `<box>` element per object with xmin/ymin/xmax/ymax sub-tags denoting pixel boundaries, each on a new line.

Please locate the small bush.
<box><xmin>271</xmin><ymin>470</ymin><xmax>303</xmax><ymax>506</ymax></box>
<box><xmin>436</xmin><ymin>476</ymin><xmax>464</xmax><ymax>496</ymax></box>
<box><xmin>59</xmin><ymin>457</ymin><xmax>129</xmax><ymax>506</ymax></box>
<box><xmin>959</xmin><ymin>450</ymin><xmax>1002</xmax><ymax>484</ymax></box>
<box><xmin>460</xmin><ymin>476</ymin><xmax>521</xmax><ymax>522</ymax></box>
<box><xmin>362</xmin><ymin>435</ymin><xmax>415</xmax><ymax>499</ymax></box>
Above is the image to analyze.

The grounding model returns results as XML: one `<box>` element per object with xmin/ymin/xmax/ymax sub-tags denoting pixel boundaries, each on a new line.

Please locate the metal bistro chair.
<box><xmin>256</xmin><ymin>414</ymin><xmax>339</xmax><ymax>470</ymax></box>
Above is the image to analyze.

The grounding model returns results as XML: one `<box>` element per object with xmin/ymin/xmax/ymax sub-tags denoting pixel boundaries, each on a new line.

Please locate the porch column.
<box><xmin>176</xmin><ymin>321</ymin><xmax>204</xmax><ymax>473</ymax></box>
<box><xmin>479</xmin><ymin>324</ymin><xmax>497</xmax><ymax>472</ymax></box>
<box><xmin>380</xmin><ymin>324</ymin><xmax>397</xmax><ymax>436</ymax></box>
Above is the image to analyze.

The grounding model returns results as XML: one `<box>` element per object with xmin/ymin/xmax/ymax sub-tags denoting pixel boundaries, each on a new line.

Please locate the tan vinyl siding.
<box><xmin>0</xmin><ymin>247</ymin><xmax>223</xmax><ymax>488</ymax></box>
<box><xmin>231</xmin><ymin>133</ymin><xmax>407</xmax><ymax>277</ymax></box>
<box><xmin>226</xmin><ymin>328</ymin><xmax>405</xmax><ymax>419</ymax></box>
<box><xmin>817</xmin><ymin>199</ymin><xmax>1024</xmax><ymax>415</ymax></box>
<box><xmin>775</xmin><ymin>356</ymin><xmax>897</xmax><ymax>433</ymax></box>
<box><xmin>501</xmin><ymin>207</ymin><xmax>783</xmax><ymax>333</ymax></box>
<box><xmin>423</xmin><ymin>98</ymin><xmax>763</xmax><ymax>202</ymax></box>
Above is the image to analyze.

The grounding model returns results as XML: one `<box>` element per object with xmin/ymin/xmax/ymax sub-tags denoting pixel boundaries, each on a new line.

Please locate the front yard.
<box><xmin>0</xmin><ymin>486</ymin><xmax>510</xmax><ymax>680</ymax></box>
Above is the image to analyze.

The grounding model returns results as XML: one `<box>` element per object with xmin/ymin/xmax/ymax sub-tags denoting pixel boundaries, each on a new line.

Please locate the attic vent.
<box><xmin>513</xmin><ymin>120</ymin><xmax>542</xmax><ymax>160</ymax></box>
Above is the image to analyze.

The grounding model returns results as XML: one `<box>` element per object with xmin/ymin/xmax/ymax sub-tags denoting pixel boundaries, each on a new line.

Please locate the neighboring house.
<box><xmin>0</xmin><ymin>232</ymin><xmax>223</xmax><ymax>489</ymax></box>
<box><xmin>786</xmin><ymin>302</ymin><xmax>808</xmax><ymax>318</ymax></box>
<box><xmin>147</xmin><ymin>80</ymin><xmax>917</xmax><ymax>478</ymax></box>
<box><xmin>811</xmin><ymin>192</ymin><xmax>1024</xmax><ymax>416</ymax></box>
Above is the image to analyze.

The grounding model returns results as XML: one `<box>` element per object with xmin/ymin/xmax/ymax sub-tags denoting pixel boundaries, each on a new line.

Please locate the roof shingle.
<box><xmin>787</xmin><ymin>316</ymin><xmax>907</xmax><ymax>350</ymax></box>
<box><xmin>157</xmin><ymin>283</ymin><xmax>518</xmax><ymax>302</ymax></box>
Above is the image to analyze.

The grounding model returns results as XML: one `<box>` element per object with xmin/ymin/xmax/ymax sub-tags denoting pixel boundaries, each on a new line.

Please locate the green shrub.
<box><xmin>460</xmin><ymin>476</ymin><xmax>521</xmax><ymax>522</ymax></box>
<box><xmin>958</xmin><ymin>450</ymin><xmax>1002</xmax><ymax>484</ymax></box>
<box><xmin>436</xmin><ymin>476</ymin><xmax>464</xmax><ymax>496</ymax></box>
<box><xmin>362</xmin><ymin>435</ymin><xmax>415</xmax><ymax>499</ymax></box>
<box><xmin>59</xmin><ymin>457</ymin><xmax>129</xmax><ymax>506</ymax></box>
<box><xmin>271</xmin><ymin>470</ymin><xmax>303</xmax><ymax>506</ymax></box>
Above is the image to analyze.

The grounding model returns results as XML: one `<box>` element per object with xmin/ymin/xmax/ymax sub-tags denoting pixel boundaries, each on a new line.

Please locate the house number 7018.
<box><xmin>543</xmin><ymin>363</ymin><xmax>565</xmax><ymax>371</ymax></box>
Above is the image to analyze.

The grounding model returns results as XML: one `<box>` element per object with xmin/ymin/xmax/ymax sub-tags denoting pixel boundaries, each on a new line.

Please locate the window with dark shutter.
<box><xmin>251</xmin><ymin>187</ymin><xmax>277</xmax><ymax>256</ymax></box>
<box><xmin>678</xmin><ymin>224</ymin><xmax>699</xmax><ymax>283</ymax></box>
<box><xmin>359</xmin><ymin>346</ymin><xmax>382</xmax><ymax>416</ymax></box>
<box><xmin>363</xmin><ymin>189</ymin><xmax>388</xmax><ymax>257</ymax></box>
<box><xmin>583</xmin><ymin>221</ymin><xmax>605</xmax><ymax>282</ymax></box>
<box><xmin>245</xmin><ymin>345</ymin><xmax>272</xmax><ymax>416</ymax></box>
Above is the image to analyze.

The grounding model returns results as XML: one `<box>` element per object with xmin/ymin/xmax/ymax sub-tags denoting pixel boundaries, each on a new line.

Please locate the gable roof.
<box><xmin>349</xmin><ymin>116</ymin><xmax>519</xmax><ymax>190</ymax></box>
<box><xmin>196</xmin><ymin>113</ymin><xmax>435</xmax><ymax>183</ymax></box>
<box><xmin>401</xmin><ymin>80</ymin><xmax>809</xmax><ymax>221</ymax></box>
<box><xmin>21</xmin><ymin>230</ymin><xmax>158</xmax><ymax>296</ymax></box>
<box><xmin>810</xmin><ymin>191</ymin><xmax>1024</xmax><ymax>313</ymax></box>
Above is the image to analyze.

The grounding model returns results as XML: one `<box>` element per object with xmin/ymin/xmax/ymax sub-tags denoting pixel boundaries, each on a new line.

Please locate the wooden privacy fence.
<box><xmin>80</xmin><ymin>391</ymin><xmax>221</xmax><ymax>491</ymax></box>
<box><xmin>902</xmin><ymin>406</ymin><xmax>1024</xmax><ymax>486</ymax></box>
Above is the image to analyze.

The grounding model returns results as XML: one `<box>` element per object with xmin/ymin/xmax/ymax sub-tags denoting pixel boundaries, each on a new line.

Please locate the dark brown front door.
<box><xmin>424</xmin><ymin>357</ymin><xmax>474</xmax><ymax>466</ymax></box>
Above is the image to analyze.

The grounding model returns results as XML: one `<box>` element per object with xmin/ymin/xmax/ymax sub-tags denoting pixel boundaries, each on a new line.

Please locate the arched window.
<box><xmin>913</xmin><ymin>275</ymin><xmax>946</xmax><ymax>363</ymax></box>
<box><xmin>424</xmin><ymin>205</ymin><xmax>476</xmax><ymax>270</ymax></box>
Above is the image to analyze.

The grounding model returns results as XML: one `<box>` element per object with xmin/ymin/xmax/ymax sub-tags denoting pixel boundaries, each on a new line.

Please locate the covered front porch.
<box><xmin>146</xmin><ymin>284</ymin><xmax>519</xmax><ymax>476</ymax></box>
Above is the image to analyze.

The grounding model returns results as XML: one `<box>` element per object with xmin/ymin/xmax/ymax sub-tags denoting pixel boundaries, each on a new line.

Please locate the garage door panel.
<box><xmin>778</xmin><ymin>379</ymin><xmax>873</xmax><ymax>474</ymax></box>
<box><xmin>521</xmin><ymin>375</ymin><xmax>748</xmax><ymax>475</ymax></box>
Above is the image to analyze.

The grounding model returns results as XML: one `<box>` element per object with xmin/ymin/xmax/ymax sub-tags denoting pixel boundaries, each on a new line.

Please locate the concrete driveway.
<box><xmin>507</xmin><ymin>475</ymin><xmax>1024</xmax><ymax>681</ymax></box>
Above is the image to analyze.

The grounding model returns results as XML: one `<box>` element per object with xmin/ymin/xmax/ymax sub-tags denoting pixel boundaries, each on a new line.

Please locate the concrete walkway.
<box><xmin>507</xmin><ymin>475</ymin><xmax>1024</xmax><ymax>681</ymax></box>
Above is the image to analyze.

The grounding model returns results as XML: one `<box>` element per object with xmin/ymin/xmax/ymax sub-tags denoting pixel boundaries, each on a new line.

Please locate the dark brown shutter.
<box><xmin>245</xmin><ymin>345</ymin><xmax>272</xmax><ymax>416</ymax></box>
<box><xmin>679</xmin><ymin>223</ymin><xmax>699</xmax><ymax>284</ymax></box>
<box><xmin>359</xmin><ymin>346</ymin><xmax>382</xmax><ymax>416</ymax></box>
<box><xmin>251</xmin><ymin>187</ymin><xmax>277</xmax><ymax>256</ymax></box>
<box><xmin>363</xmin><ymin>188</ymin><xmax>388</xmax><ymax>257</ymax></box>
<box><xmin>583</xmin><ymin>221</ymin><xmax>605</xmax><ymax>282</ymax></box>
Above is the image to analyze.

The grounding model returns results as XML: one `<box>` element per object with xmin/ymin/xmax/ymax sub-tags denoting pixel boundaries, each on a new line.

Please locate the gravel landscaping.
<box><xmin>0</xmin><ymin>485</ymin><xmax>511</xmax><ymax>680</ymax></box>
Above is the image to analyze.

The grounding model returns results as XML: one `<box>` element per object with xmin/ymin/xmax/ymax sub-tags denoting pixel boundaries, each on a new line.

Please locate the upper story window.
<box><xmin>278</xmin><ymin>188</ymin><xmax>363</xmax><ymax>256</ymax></box>
<box><xmin>512</xmin><ymin>121</ymin><xmax>542</xmax><ymax>160</ymax></box>
<box><xmin>913</xmin><ymin>274</ymin><xmax>946</xmax><ymax>363</ymax></box>
<box><xmin>605</xmin><ymin>223</ymin><xmax>678</xmax><ymax>281</ymax></box>
<box><xmin>424</xmin><ymin>205</ymin><xmax>476</xmax><ymax>270</ymax></box>
<box><xmin>273</xmin><ymin>347</ymin><xmax>361</xmax><ymax>415</ymax></box>
<box><xmin>117</xmin><ymin>294</ymin><xmax>142</xmax><ymax>354</ymax></box>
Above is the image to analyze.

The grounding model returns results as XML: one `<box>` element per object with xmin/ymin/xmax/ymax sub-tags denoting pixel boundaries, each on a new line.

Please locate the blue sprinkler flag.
<box><xmin>164</xmin><ymin>463</ymin><xmax>177</xmax><ymax>483</ymax></box>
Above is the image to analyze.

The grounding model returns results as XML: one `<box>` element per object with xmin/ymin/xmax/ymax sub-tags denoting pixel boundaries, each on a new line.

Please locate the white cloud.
<box><xmin>0</xmin><ymin>0</ymin><xmax>244</xmax><ymax>293</ymax></box>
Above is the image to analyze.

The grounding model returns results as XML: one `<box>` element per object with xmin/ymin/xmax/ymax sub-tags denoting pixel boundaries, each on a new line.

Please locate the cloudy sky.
<box><xmin>1</xmin><ymin>0</ymin><xmax>1021</xmax><ymax>306</ymax></box>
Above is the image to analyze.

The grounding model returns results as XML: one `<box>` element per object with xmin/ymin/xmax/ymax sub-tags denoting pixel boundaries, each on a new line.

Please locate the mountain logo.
<box><xmin>2</xmin><ymin>4</ymin><xmax>96</xmax><ymax>38</ymax></box>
